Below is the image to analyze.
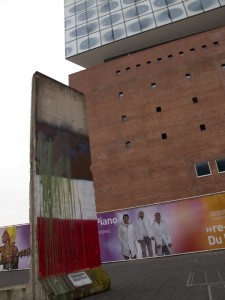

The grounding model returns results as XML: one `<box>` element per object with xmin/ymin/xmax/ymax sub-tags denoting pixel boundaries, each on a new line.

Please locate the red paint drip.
<box><xmin>37</xmin><ymin>218</ymin><xmax>101</xmax><ymax>277</ymax></box>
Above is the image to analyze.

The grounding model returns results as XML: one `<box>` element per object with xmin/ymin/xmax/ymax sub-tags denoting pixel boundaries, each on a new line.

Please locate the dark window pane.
<box><xmin>200</xmin><ymin>124</ymin><xmax>206</xmax><ymax>131</ymax></box>
<box><xmin>126</xmin><ymin>141</ymin><xmax>131</xmax><ymax>148</ymax></box>
<box><xmin>195</xmin><ymin>162</ymin><xmax>211</xmax><ymax>177</ymax></box>
<box><xmin>192</xmin><ymin>97</ymin><xmax>198</xmax><ymax>104</ymax></box>
<box><xmin>216</xmin><ymin>159</ymin><xmax>225</xmax><ymax>173</ymax></box>
<box><xmin>161</xmin><ymin>133</ymin><xmax>167</xmax><ymax>139</ymax></box>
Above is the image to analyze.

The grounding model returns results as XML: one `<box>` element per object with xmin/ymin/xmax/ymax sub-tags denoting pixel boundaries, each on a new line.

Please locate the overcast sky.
<box><xmin>0</xmin><ymin>1</ymin><xmax>83</xmax><ymax>227</ymax></box>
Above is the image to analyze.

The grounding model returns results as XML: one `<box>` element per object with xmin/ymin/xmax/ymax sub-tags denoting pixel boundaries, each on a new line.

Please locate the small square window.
<box><xmin>179</xmin><ymin>51</ymin><xmax>184</xmax><ymax>56</ymax></box>
<box><xmin>216</xmin><ymin>158</ymin><xmax>225</xmax><ymax>173</ymax></box>
<box><xmin>202</xmin><ymin>44</ymin><xmax>207</xmax><ymax>49</ymax></box>
<box><xmin>190</xmin><ymin>48</ymin><xmax>195</xmax><ymax>52</ymax></box>
<box><xmin>156</xmin><ymin>106</ymin><xmax>161</xmax><ymax>112</ymax></box>
<box><xmin>200</xmin><ymin>124</ymin><xmax>206</xmax><ymax>131</ymax></box>
<box><xmin>126</xmin><ymin>141</ymin><xmax>131</xmax><ymax>148</ymax></box>
<box><xmin>195</xmin><ymin>162</ymin><xmax>211</xmax><ymax>177</ymax></box>
<box><xmin>192</xmin><ymin>97</ymin><xmax>198</xmax><ymax>104</ymax></box>
<box><xmin>146</xmin><ymin>60</ymin><xmax>151</xmax><ymax>65</ymax></box>
<box><xmin>221</xmin><ymin>64</ymin><xmax>225</xmax><ymax>69</ymax></box>
<box><xmin>151</xmin><ymin>83</ymin><xmax>156</xmax><ymax>88</ymax></box>
<box><xmin>157</xmin><ymin>58</ymin><xmax>162</xmax><ymax>62</ymax></box>
<box><xmin>213</xmin><ymin>41</ymin><xmax>219</xmax><ymax>47</ymax></box>
<box><xmin>161</xmin><ymin>133</ymin><xmax>167</xmax><ymax>140</ymax></box>
<box><xmin>122</xmin><ymin>115</ymin><xmax>127</xmax><ymax>121</ymax></box>
<box><xmin>168</xmin><ymin>54</ymin><xmax>173</xmax><ymax>59</ymax></box>
<box><xmin>185</xmin><ymin>73</ymin><xmax>191</xmax><ymax>79</ymax></box>
<box><xmin>126</xmin><ymin>67</ymin><xmax>131</xmax><ymax>72</ymax></box>
<box><xmin>119</xmin><ymin>92</ymin><xmax>124</xmax><ymax>97</ymax></box>
<box><xmin>136</xmin><ymin>64</ymin><xmax>141</xmax><ymax>68</ymax></box>
<box><xmin>116</xmin><ymin>70</ymin><xmax>121</xmax><ymax>75</ymax></box>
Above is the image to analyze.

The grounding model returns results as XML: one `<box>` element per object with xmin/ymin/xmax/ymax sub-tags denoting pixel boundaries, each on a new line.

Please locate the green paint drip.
<box><xmin>36</xmin><ymin>132</ymin><xmax>76</xmax><ymax>275</ymax></box>
<box><xmin>37</xmin><ymin>132</ymin><xmax>74</xmax><ymax>219</ymax></box>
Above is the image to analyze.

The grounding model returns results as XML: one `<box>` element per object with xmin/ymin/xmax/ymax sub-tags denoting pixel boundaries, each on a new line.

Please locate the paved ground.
<box><xmin>0</xmin><ymin>269</ymin><xmax>29</xmax><ymax>289</ymax></box>
<box><xmin>1</xmin><ymin>250</ymin><xmax>225</xmax><ymax>299</ymax></box>
<box><xmin>87</xmin><ymin>250</ymin><xmax>225</xmax><ymax>300</ymax></box>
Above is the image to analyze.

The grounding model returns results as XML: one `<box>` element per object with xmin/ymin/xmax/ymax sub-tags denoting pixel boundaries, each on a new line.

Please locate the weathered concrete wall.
<box><xmin>69</xmin><ymin>25</ymin><xmax>225</xmax><ymax>212</ymax></box>
<box><xmin>27</xmin><ymin>72</ymin><xmax>110</xmax><ymax>299</ymax></box>
<box><xmin>0</xmin><ymin>283</ymin><xmax>47</xmax><ymax>300</ymax></box>
<box><xmin>0</xmin><ymin>285</ymin><xmax>27</xmax><ymax>300</ymax></box>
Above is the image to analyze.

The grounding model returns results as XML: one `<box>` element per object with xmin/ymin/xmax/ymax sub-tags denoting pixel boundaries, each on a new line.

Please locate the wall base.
<box><xmin>0</xmin><ymin>267</ymin><xmax>110</xmax><ymax>300</ymax></box>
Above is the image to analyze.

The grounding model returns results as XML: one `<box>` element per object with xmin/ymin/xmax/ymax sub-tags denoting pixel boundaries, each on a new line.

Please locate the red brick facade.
<box><xmin>69</xmin><ymin>25</ymin><xmax>225</xmax><ymax>212</ymax></box>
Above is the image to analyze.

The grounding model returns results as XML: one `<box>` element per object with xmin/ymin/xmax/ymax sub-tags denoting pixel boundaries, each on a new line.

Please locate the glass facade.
<box><xmin>64</xmin><ymin>0</ymin><xmax>224</xmax><ymax>57</ymax></box>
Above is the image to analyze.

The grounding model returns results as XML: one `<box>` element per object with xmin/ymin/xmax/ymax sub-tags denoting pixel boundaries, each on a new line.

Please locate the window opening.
<box><xmin>216</xmin><ymin>158</ymin><xmax>225</xmax><ymax>173</ymax></box>
<box><xmin>195</xmin><ymin>162</ymin><xmax>211</xmax><ymax>177</ymax></box>
<box><xmin>200</xmin><ymin>124</ymin><xmax>206</xmax><ymax>131</ymax></box>
<box><xmin>192</xmin><ymin>97</ymin><xmax>198</xmax><ymax>104</ymax></box>
<box><xmin>161</xmin><ymin>133</ymin><xmax>167</xmax><ymax>140</ymax></box>
<box><xmin>126</xmin><ymin>141</ymin><xmax>131</xmax><ymax>148</ymax></box>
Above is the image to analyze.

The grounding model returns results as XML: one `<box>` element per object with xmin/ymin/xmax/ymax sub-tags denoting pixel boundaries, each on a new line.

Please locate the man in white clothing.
<box><xmin>152</xmin><ymin>212</ymin><xmax>172</xmax><ymax>256</ymax></box>
<box><xmin>117</xmin><ymin>214</ymin><xmax>137</xmax><ymax>260</ymax></box>
<box><xmin>135</xmin><ymin>210</ymin><xmax>154</xmax><ymax>258</ymax></box>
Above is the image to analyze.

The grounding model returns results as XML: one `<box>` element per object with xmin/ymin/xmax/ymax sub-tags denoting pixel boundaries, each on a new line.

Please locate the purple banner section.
<box><xmin>97</xmin><ymin>205</ymin><xmax>175</xmax><ymax>262</ymax></box>
<box><xmin>97</xmin><ymin>193</ymin><xmax>225</xmax><ymax>262</ymax></box>
<box><xmin>0</xmin><ymin>224</ymin><xmax>30</xmax><ymax>271</ymax></box>
<box><xmin>98</xmin><ymin>211</ymin><xmax>120</xmax><ymax>262</ymax></box>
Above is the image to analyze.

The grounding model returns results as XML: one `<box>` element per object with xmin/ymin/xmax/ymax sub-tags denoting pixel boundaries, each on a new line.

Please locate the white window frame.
<box><xmin>215</xmin><ymin>158</ymin><xmax>225</xmax><ymax>174</ymax></box>
<box><xmin>194</xmin><ymin>161</ymin><xmax>212</xmax><ymax>178</ymax></box>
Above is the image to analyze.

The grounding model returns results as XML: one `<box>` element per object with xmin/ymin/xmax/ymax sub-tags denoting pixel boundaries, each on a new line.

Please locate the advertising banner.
<box><xmin>97</xmin><ymin>193</ymin><xmax>225</xmax><ymax>262</ymax></box>
<box><xmin>0</xmin><ymin>224</ymin><xmax>30</xmax><ymax>271</ymax></box>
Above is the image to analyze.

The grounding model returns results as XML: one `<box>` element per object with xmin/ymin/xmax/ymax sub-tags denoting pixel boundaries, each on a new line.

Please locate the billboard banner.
<box><xmin>97</xmin><ymin>193</ymin><xmax>225</xmax><ymax>262</ymax></box>
<box><xmin>0</xmin><ymin>224</ymin><xmax>30</xmax><ymax>271</ymax></box>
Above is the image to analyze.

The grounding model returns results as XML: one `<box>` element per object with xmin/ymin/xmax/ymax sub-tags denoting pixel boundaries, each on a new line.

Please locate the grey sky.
<box><xmin>0</xmin><ymin>0</ymin><xmax>83</xmax><ymax>226</ymax></box>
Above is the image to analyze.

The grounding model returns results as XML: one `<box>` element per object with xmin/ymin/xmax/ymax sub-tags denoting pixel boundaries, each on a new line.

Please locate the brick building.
<box><xmin>64</xmin><ymin>1</ymin><xmax>225</xmax><ymax>212</ymax></box>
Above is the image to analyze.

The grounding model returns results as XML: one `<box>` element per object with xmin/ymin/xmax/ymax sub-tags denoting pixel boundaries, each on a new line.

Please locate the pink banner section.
<box><xmin>0</xmin><ymin>224</ymin><xmax>30</xmax><ymax>271</ymax></box>
<box><xmin>97</xmin><ymin>193</ymin><xmax>225</xmax><ymax>262</ymax></box>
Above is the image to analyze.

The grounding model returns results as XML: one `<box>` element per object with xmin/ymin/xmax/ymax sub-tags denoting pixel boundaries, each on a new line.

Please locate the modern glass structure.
<box><xmin>64</xmin><ymin>0</ymin><xmax>225</xmax><ymax>67</ymax></box>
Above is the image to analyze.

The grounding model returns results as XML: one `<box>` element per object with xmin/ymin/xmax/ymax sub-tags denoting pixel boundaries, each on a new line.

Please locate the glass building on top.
<box><xmin>64</xmin><ymin>0</ymin><xmax>225</xmax><ymax>67</ymax></box>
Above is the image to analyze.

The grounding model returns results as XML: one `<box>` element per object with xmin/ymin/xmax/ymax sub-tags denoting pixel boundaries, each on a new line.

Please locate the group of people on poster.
<box><xmin>117</xmin><ymin>211</ymin><xmax>172</xmax><ymax>260</ymax></box>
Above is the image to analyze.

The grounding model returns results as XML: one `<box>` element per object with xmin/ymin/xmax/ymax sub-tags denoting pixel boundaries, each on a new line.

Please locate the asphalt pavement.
<box><xmin>87</xmin><ymin>250</ymin><xmax>225</xmax><ymax>300</ymax></box>
<box><xmin>1</xmin><ymin>250</ymin><xmax>225</xmax><ymax>299</ymax></box>
<box><xmin>0</xmin><ymin>269</ymin><xmax>29</xmax><ymax>289</ymax></box>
